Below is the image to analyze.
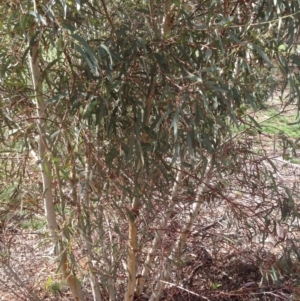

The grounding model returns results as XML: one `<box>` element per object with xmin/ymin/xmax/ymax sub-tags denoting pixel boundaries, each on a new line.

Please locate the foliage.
<box><xmin>1</xmin><ymin>0</ymin><xmax>300</xmax><ymax>300</ymax></box>
<box><xmin>45</xmin><ymin>276</ymin><xmax>66</xmax><ymax>295</ymax></box>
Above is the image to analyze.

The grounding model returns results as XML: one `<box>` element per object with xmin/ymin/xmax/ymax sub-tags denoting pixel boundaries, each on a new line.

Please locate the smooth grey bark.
<box><xmin>28</xmin><ymin>31</ymin><xmax>85</xmax><ymax>301</ymax></box>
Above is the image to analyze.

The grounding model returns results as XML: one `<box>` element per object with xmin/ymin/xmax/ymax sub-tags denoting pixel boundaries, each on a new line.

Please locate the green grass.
<box><xmin>231</xmin><ymin>101</ymin><xmax>300</xmax><ymax>160</ymax></box>
<box><xmin>259</xmin><ymin>107</ymin><xmax>300</xmax><ymax>138</ymax></box>
<box><xmin>20</xmin><ymin>217</ymin><xmax>46</xmax><ymax>230</ymax></box>
<box><xmin>45</xmin><ymin>276</ymin><xmax>66</xmax><ymax>294</ymax></box>
<box><xmin>232</xmin><ymin>105</ymin><xmax>300</xmax><ymax>139</ymax></box>
<box><xmin>290</xmin><ymin>157</ymin><xmax>300</xmax><ymax>165</ymax></box>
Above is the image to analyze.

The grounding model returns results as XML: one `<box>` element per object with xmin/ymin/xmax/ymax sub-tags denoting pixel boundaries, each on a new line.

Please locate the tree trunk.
<box><xmin>28</xmin><ymin>30</ymin><xmax>85</xmax><ymax>301</ymax></box>
<box><xmin>82</xmin><ymin>142</ymin><xmax>102</xmax><ymax>301</ymax></box>
<box><xmin>124</xmin><ymin>215</ymin><xmax>137</xmax><ymax>301</ymax></box>
<box><xmin>149</xmin><ymin>164</ymin><xmax>213</xmax><ymax>301</ymax></box>
<box><xmin>136</xmin><ymin>167</ymin><xmax>184</xmax><ymax>296</ymax></box>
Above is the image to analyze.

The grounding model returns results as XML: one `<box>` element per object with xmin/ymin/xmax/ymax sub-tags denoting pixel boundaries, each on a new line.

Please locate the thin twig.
<box><xmin>100</xmin><ymin>0</ymin><xmax>115</xmax><ymax>35</ymax></box>
<box><xmin>159</xmin><ymin>280</ymin><xmax>211</xmax><ymax>300</ymax></box>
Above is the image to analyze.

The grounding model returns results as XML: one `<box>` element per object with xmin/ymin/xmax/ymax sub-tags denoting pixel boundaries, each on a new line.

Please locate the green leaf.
<box><xmin>21</xmin><ymin>45</ymin><xmax>31</xmax><ymax>65</ymax></box>
<box><xmin>252</xmin><ymin>44</ymin><xmax>273</xmax><ymax>67</ymax></box>
<box><xmin>171</xmin><ymin>0</ymin><xmax>180</xmax><ymax>7</ymax></box>
<box><xmin>72</xmin><ymin>33</ymin><xmax>99</xmax><ymax>73</ymax></box>
<box><xmin>41</xmin><ymin>59</ymin><xmax>60</xmax><ymax>81</ymax></box>
<box><xmin>100</xmin><ymin>44</ymin><xmax>114</xmax><ymax>67</ymax></box>
<box><xmin>61</xmin><ymin>21</ymin><xmax>76</xmax><ymax>32</ymax></box>
<box><xmin>206</xmin><ymin>3</ymin><xmax>216</xmax><ymax>26</ymax></box>
<box><xmin>207</xmin><ymin>82</ymin><xmax>229</xmax><ymax>93</ymax></box>
<box><xmin>228</xmin><ymin>31</ymin><xmax>242</xmax><ymax>44</ymax></box>
<box><xmin>134</xmin><ymin>8</ymin><xmax>150</xmax><ymax>14</ymax></box>
<box><xmin>51</xmin><ymin>130</ymin><xmax>62</xmax><ymax>140</ymax></box>
<box><xmin>28</xmin><ymin>11</ymin><xmax>47</xmax><ymax>25</ymax></box>
<box><xmin>247</xmin><ymin>115</ymin><xmax>262</xmax><ymax>130</ymax></box>
<box><xmin>106</xmin><ymin>147</ymin><xmax>118</xmax><ymax>166</ymax></box>
<box><xmin>125</xmin><ymin>135</ymin><xmax>134</xmax><ymax>162</ymax></box>
<box><xmin>74</xmin><ymin>44</ymin><xmax>94</xmax><ymax>72</ymax></box>
<box><xmin>187</xmin><ymin>130</ymin><xmax>195</xmax><ymax>164</ymax></box>
<box><xmin>7</xmin><ymin>12</ymin><xmax>17</xmax><ymax>38</ymax></box>
<box><xmin>46</xmin><ymin>92</ymin><xmax>68</xmax><ymax>105</ymax></box>
<box><xmin>290</xmin><ymin>54</ymin><xmax>300</xmax><ymax>67</ymax></box>
<box><xmin>83</xmin><ymin>99</ymin><xmax>98</xmax><ymax>119</ymax></box>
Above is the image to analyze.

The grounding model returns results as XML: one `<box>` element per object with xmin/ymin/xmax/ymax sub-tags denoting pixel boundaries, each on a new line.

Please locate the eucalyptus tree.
<box><xmin>1</xmin><ymin>1</ymin><xmax>300</xmax><ymax>301</ymax></box>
